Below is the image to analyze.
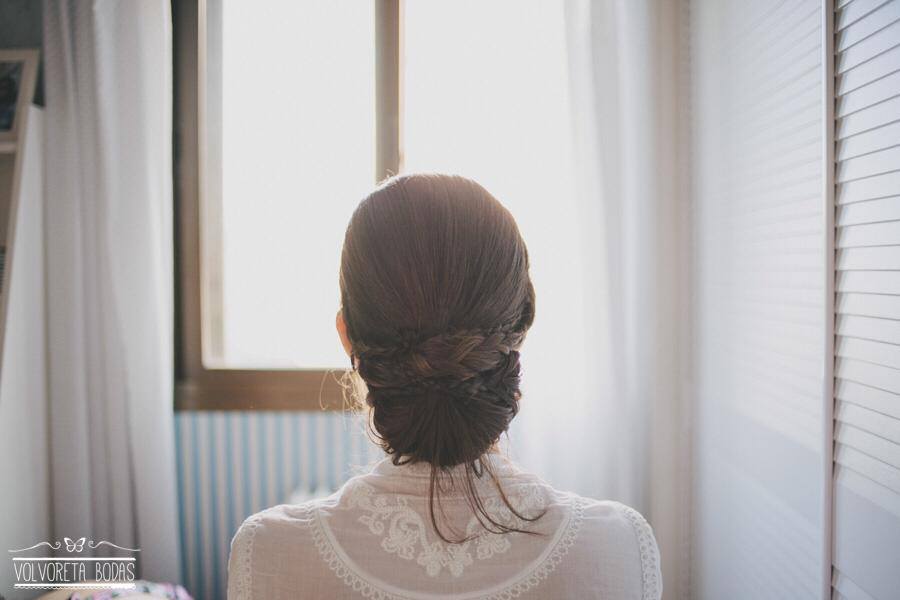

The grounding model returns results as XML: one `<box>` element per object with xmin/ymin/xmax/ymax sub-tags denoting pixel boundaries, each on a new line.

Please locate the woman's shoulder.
<box><xmin>227</xmin><ymin>496</ymin><xmax>335</xmax><ymax>599</ymax></box>
<box><xmin>561</xmin><ymin>493</ymin><xmax>662</xmax><ymax>600</ymax></box>
<box><xmin>235</xmin><ymin>494</ymin><xmax>329</xmax><ymax>525</ymax></box>
<box><xmin>230</xmin><ymin>491</ymin><xmax>339</xmax><ymax>551</ymax></box>
<box><xmin>577</xmin><ymin>496</ymin><xmax>658</xmax><ymax>544</ymax></box>
<box><xmin>488</xmin><ymin>459</ymin><xmax>663</xmax><ymax>598</ymax></box>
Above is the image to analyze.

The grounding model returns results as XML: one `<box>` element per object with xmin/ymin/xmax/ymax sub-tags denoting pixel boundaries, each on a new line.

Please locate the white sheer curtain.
<box><xmin>43</xmin><ymin>0</ymin><xmax>180</xmax><ymax>582</ymax></box>
<box><xmin>511</xmin><ymin>1</ymin><xmax>690</xmax><ymax>598</ymax></box>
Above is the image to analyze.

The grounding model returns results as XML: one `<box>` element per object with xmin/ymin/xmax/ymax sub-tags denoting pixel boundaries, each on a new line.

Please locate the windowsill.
<box><xmin>175</xmin><ymin>369</ymin><xmax>348</xmax><ymax>411</ymax></box>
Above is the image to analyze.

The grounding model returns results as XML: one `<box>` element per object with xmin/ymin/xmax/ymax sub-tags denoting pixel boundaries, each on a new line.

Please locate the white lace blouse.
<box><xmin>227</xmin><ymin>454</ymin><xmax>662</xmax><ymax>599</ymax></box>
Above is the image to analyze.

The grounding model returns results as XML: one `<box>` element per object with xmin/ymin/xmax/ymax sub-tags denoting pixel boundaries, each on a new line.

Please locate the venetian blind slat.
<box><xmin>832</xmin><ymin>3</ymin><xmax>900</xmax><ymax>598</ymax></box>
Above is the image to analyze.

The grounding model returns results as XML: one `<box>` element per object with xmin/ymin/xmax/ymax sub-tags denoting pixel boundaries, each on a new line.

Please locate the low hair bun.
<box><xmin>356</xmin><ymin>328</ymin><xmax>525</xmax><ymax>468</ymax></box>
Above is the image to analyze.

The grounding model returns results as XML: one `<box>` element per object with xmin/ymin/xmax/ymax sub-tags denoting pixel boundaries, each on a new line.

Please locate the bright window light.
<box><xmin>214</xmin><ymin>0</ymin><xmax>375</xmax><ymax>368</ymax></box>
<box><xmin>209</xmin><ymin>1</ymin><xmax>579</xmax><ymax>374</ymax></box>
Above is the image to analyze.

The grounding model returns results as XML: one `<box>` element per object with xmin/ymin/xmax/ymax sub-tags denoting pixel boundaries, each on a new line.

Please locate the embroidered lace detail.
<box><xmin>345</xmin><ymin>480</ymin><xmax>546</xmax><ymax>577</ymax></box>
<box><xmin>306</xmin><ymin>491</ymin><xmax>587</xmax><ymax>600</ymax></box>
<box><xmin>230</xmin><ymin>510</ymin><xmax>267</xmax><ymax>600</ymax></box>
<box><xmin>619</xmin><ymin>504</ymin><xmax>662</xmax><ymax>600</ymax></box>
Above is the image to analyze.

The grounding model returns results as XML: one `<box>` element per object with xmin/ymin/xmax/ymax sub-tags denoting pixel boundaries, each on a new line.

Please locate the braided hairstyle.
<box><xmin>339</xmin><ymin>173</ymin><xmax>541</xmax><ymax>542</ymax></box>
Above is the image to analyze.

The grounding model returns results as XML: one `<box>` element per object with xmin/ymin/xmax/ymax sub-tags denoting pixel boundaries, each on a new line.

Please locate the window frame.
<box><xmin>173</xmin><ymin>0</ymin><xmax>402</xmax><ymax>410</ymax></box>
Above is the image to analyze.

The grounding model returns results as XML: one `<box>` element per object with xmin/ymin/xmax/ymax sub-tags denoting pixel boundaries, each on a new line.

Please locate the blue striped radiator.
<box><xmin>173</xmin><ymin>411</ymin><xmax>382</xmax><ymax>600</ymax></box>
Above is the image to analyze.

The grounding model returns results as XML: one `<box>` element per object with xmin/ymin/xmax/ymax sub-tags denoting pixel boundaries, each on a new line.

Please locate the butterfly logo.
<box><xmin>63</xmin><ymin>537</ymin><xmax>86</xmax><ymax>552</ymax></box>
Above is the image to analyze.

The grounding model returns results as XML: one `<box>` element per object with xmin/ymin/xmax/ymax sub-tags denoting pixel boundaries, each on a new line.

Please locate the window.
<box><xmin>175</xmin><ymin>0</ymin><xmax>576</xmax><ymax>410</ymax></box>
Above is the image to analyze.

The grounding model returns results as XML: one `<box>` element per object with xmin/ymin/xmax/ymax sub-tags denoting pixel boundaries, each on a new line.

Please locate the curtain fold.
<box><xmin>43</xmin><ymin>0</ymin><xmax>180</xmax><ymax>583</ymax></box>
<box><xmin>513</xmin><ymin>1</ymin><xmax>690</xmax><ymax>597</ymax></box>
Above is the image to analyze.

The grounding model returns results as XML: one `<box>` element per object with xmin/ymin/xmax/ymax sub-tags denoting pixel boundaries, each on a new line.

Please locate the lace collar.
<box><xmin>300</xmin><ymin>467</ymin><xmax>587</xmax><ymax>600</ymax></box>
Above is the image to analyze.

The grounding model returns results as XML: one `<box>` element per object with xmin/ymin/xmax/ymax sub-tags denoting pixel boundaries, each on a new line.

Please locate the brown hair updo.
<box><xmin>339</xmin><ymin>173</ymin><xmax>540</xmax><ymax>542</ymax></box>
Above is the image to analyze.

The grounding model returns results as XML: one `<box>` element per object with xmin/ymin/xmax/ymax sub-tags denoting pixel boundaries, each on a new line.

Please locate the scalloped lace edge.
<box><xmin>618</xmin><ymin>504</ymin><xmax>662</xmax><ymax>600</ymax></box>
<box><xmin>306</xmin><ymin>494</ymin><xmax>586</xmax><ymax>600</ymax></box>
<box><xmin>231</xmin><ymin>510</ymin><xmax>266</xmax><ymax>600</ymax></box>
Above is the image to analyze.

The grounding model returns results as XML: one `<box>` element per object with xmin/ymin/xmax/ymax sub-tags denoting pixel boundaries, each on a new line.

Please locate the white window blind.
<box><xmin>832</xmin><ymin>1</ymin><xmax>900</xmax><ymax>599</ymax></box>
<box><xmin>690</xmin><ymin>0</ymin><xmax>828</xmax><ymax>598</ymax></box>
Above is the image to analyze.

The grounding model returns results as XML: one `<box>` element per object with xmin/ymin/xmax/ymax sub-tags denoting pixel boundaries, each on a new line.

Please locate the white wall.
<box><xmin>0</xmin><ymin>107</ymin><xmax>50</xmax><ymax>599</ymax></box>
<box><xmin>690</xmin><ymin>1</ymin><xmax>828</xmax><ymax>598</ymax></box>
